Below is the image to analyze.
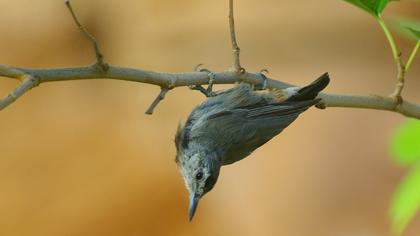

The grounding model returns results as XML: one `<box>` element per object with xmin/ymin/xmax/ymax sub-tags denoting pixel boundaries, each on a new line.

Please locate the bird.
<box><xmin>174</xmin><ymin>73</ymin><xmax>330</xmax><ymax>221</ymax></box>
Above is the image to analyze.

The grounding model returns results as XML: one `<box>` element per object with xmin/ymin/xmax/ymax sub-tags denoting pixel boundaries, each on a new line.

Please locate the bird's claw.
<box><xmin>189</xmin><ymin>84</ymin><xmax>208</xmax><ymax>96</ymax></box>
<box><xmin>189</xmin><ymin>65</ymin><xmax>217</xmax><ymax>97</ymax></box>
<box><xmin>200</xmin><ymin>69</ymin><xmax>216</xmax><ymax>97</ymax></box>
<box><xmin>255</xmin><ymin>69</ymin><xmax>269</xmax><ymax>90</ymax></box>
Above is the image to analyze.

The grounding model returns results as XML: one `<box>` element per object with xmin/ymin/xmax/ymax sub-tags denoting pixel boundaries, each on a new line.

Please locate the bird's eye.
<box><xmin>195</xmin><ymin>172</ymin><xmax>203</xmax><ymax>180</ymax></box>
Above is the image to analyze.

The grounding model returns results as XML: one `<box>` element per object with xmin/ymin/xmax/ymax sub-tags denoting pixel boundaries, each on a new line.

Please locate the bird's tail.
<box><xmin>285</xmin><ymin>73</ymin><xmax>330</xmax><ymax>101</ymax></box>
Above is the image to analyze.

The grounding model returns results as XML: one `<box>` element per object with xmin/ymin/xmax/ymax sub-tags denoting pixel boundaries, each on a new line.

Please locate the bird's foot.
<box><xmin>189</xmin><ymin>64</ymin><xmax>217</xmax><ymax>97</ymax></box>
<box><xmin>254</xmin><ymin>69</ymin><xmax>269</xmax><ymax>90</ymax></box>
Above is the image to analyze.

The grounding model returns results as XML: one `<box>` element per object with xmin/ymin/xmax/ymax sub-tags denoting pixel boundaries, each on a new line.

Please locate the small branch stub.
<box><xmin>145</xmin><ymin>87</ymin><xmax>170</xmax><ymax>115</ymax></box>
<box><xmin>0</xmin><ymin>75</ymin><xmax>40</xmax><ymax>111</ymax></box>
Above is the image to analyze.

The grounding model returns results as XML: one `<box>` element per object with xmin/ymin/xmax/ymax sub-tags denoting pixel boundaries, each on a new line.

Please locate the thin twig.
<box><xmin>378</xmin><ymin>17</ymin><xmax>406</xmax><ymax>102</ymax></box>
<box><xmin>145</xmin><ymin>87</ymin><xmax>170</xmax><ymax>115</ymax></box>
<box><xmin>390</xmin><ymin>53</ymin><xmax>406</xmax><ymax>103</ymax></box>
<box><xmin>65</xmin><ymin>0</ymin><xmax>108</xmax><ymax>71</ymax></box>
<box><xmin>0</xmin><ymin>65</ymin><xmax>26</xmax><ymax>79</ymax></box>
<box><xmin>0</xmin><ymin>75</ymin><xmax>40</xmax><ymax>111</ymax></box>
<box><xmin>228</xmin><ymin>0</ymin><xmax>242</xmax><ymax>73</ymax></box>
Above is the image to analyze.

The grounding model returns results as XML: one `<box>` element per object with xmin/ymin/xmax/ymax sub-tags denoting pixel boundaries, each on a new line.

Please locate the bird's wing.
<box><xmin>199</xmin><ymin>99</ymin><xmax>318</xmax><ymax>165</ymax></box>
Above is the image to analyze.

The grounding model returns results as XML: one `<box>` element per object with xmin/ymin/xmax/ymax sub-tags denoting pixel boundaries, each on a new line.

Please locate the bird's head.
<box><xmin>176</xmin><ymin>149</ymin><xmax>221</xmax><ymax>221</ymax></box>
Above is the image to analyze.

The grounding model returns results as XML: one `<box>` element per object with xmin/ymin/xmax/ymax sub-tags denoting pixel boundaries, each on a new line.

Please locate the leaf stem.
<box><xmin>406</xmin><ymin>40</ymin><xmax>420</xmax><ymax>72</ymax></box>
<box><xmin>378</xmin><ymin>17</ymin><xmax>400</xmax><ymax>61</ymax></box>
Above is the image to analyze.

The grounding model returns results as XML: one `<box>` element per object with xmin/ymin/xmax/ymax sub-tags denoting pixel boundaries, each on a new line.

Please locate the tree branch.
<box><xmin>1</xmin><ymin>64</ymin><xmax>419</xmax><ymax>118</ymax></box>
<box><xmin>319</xmin><ymin>93</ymin><xmax>420</xmax><ymax>118</ymax></box>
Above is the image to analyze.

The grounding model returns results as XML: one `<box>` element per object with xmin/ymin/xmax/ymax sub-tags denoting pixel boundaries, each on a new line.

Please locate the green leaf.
<box><xmin>391</xmin><ymin>120</ymin><xmax>420</xmax><ymax>166</ymax></box>
<box><xmin>390</xmin><ymin>165</ymin><xmax>420</xmax><ymax>235</ymax></box>
<box><xmin>391</xmin><ymin>18</ymin><xmax>420</xmax><ymax>42</ymax></box>
<box><xmin>342</xmin><ymin>0</ymin><xmax>398</xmax><ymax>17</ymax></box>
<box><xmin>407</xmin><ymin>27</ymin><xmax>420</xmax><ymax>39</ymax></box>
<box><xmin>393</xmin><ymin>18</ymin><xmax>420</xmax><ymax>40</ymax></box>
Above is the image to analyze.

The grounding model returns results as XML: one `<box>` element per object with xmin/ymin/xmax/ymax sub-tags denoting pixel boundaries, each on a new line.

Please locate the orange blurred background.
<box><xmin>0</xmin><ymin>0</ymin><xmax>419</xmax><ymax>235</ymax></box>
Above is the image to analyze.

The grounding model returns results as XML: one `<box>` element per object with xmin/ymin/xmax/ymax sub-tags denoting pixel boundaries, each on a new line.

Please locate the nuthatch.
<box><xmin>175</xmin><ymin>73</ymin><xmax>330</xmax><ymax>221</ymax></box>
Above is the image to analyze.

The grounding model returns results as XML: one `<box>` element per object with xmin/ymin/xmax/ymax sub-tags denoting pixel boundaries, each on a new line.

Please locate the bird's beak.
<box><xmin>188</xmin><ymin>193</ymin><xmax>200</xmax><ymax>221</ymax></box>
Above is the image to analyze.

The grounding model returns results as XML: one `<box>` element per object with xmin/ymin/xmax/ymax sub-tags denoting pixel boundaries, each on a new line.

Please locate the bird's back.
<box><xmin>176</xmin><ymin>73</ymin><xmax>329</xmax><ymax>165</ymax></box>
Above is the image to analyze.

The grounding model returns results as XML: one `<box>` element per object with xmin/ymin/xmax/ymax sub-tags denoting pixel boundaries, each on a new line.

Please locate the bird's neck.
<box><xmin>202</xmin><ymin>147</ymin><xmax>222</xmax><ymax>171</ymax></box>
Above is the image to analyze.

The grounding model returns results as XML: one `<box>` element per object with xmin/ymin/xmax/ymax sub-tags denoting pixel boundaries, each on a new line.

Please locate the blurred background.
<box><xmin>0</xmin><ymin>0</ymin><xmax>419</xmax><ymax>235</ymax></box>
